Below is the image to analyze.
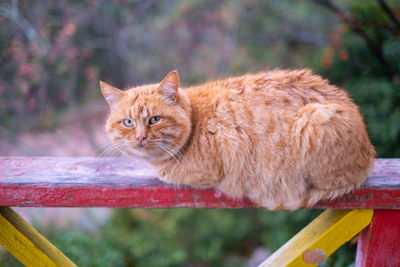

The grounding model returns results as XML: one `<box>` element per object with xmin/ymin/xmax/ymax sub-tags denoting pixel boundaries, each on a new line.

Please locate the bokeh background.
<box><xmin>0</xmin><ymin>0</ymin><xmax>399</xmax><ymax>266</ymax></box>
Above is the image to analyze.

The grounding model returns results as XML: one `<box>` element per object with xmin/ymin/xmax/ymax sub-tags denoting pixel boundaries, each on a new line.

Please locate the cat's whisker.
<box><xmin>149</xmin><ymin>140</ymin><xmax>197</xmax><ymax>173</ymax></box>
<box><xmin>120</xmin><ymin>139</ymin><xmax>179</xmax><ymax>162</ymax></box>
<box><xmin>151</xmin><ymin>139</ymin><xmax>185</xmax><ymax>157</ymax></box>
<box><xmin>159</xmin><ymin>141</ymin><xmax>186</xmax><ymax>160</ymax></box>
<box><xmin>106</xmin><ymin>146</ymin><xmax>121</xmax><ymax>158</ymax></box>
<box><xmin>95</xmin><ymin>140</ymin><xmax>120</xmax><ymax>151</ymax></box>
<box><xmin>161</xmin><ymin>144</ymin><xmax>185</xmax><ymax>161</ymax></box>
<box><xmin>100</xmin><ymin>146</ymin><xmax>117</xmax><ymax>158</ymax></box>
<box><xmin>97</xmin><ymin>144</ymin><xmax>117</xmax><ymax>157</ymax></box>
<box><xmin>99</xmin><ymin>143</ymin><xmax>120</xmax><ymax>156</ymax></box>
<box><xmin>95</xmin><ymin>142</ymin><xmax>115</xmax><ymax>154</ymax></box>
<box><xmin>155</xmin><ymin>146</ymin><xmax>177</xmax><ymax>166</ymax></box>
<box><xmin>110</xmin><ymin>149</ymin><xmax>124</xmax><ymax>158</ymax></box>
<box><xmin>161</xmin><ymin>147</ymin><xmax>180</xmax><ymax>165</ymax></box>
<box><xmin>157</xmin><ymin>138</ymin><xmax>183</xmax><ymax>148</ymax></box>
<box><xmin>100</xmin><ymin>142</ymin><xmax>125</xmax><ymax>158</ymax></box>
<box><xmin>160</xmin><ymin>144</ymin><xmax>196</xmax><ymax>176</ymax></box>
<box><xmin>112</xmin><ymin>147</ymin><xmax>127</xmax><ymax>158</ymax></box>
<box><xmin>157</xmin><ymin>145</ymin><xmax>180</xmax><ymax>164</ymax></box>
<box><xmin>149</xmin><ymin>140</ymin><xmax>185</xmax><ymax>162</ymax></box>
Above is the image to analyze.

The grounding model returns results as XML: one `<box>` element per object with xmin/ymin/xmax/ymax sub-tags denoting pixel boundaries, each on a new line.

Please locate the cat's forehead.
<box><xmin>126</xmin><ymin>89</ymin><xmax>159</xmax><ymax>107</ymax></box>
<box><xmin>117</xmin><ymin>88</ymin><xmax>160</xmax><ymax>119</ymax></box>
<box><xmin>118</xmin><ymin>99</ymin><xmax>154</xmax><ymax>119</ymax></box>
<box><xmin>126</xmin><ymin>83</ymin><xmax>159</xmax><ymax>97</ymax></box>
<box><xmin>129</xmin><ymin>101</ymin><xmax>156</xmax><ymax>118</ymax></box>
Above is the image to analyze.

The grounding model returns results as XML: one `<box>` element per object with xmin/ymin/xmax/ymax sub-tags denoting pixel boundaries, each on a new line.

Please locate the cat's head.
<box><xmin>100</xmin><ymin>70</ymin><xmax>192</xmax><ymax>162</ymax></box>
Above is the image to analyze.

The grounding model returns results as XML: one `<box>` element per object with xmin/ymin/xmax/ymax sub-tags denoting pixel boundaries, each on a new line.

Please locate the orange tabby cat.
<box><xmin>100</xmin><ymin>69</ymin><xmax>375</xmax><ymax>210</ymax></box>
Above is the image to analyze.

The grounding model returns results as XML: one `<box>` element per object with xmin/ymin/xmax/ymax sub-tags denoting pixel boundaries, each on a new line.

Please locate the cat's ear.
<box><xmin>100</xmin><ymin>81</ymin><xmax>125</xmax><ymax>110</ymax></box>
<box><xmin>158</xmin><ymin>70</ymin><xmax>179</xmax><ymax>102</ymax></box>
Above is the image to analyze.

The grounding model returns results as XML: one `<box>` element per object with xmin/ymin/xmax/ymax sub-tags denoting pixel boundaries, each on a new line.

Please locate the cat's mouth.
<box><xmin>119</xmin><ymin>139</ymin><xmax>150</xmax><ymax>156</ymax></box>
<box><xmin>121</xmin><ymin>144</ymin><xmax>152</xmax><ymax>159</ymax></box>
<box><xmin>137</xmin><ymin>143</ymin><xmax>147</xmax><ymax>150</ymax></box>
<box><xmin>131</xmin><ymin>142</ymin><xmax>150</xmax><ymax>151</ymax></box>
<box><xmin>121</xmin><ymin>138</ymin><xmax>181</xmax><ymax>161</ymax></box>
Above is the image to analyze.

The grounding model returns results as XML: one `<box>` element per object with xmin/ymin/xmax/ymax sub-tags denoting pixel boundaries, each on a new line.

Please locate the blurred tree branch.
<box><xmin>308</xmin><ymin>0</ymin><xmax>397</xmax><ymax>78</ymax></box>
<box><xmin>377</xmin><ymin>0</ymin><xmax>400</xmax><ymax>34</ymax></box>
<box><xmin>0</xmin><ymin>0</ymin><xmax>48</xmax><ymax>55</ymax></box>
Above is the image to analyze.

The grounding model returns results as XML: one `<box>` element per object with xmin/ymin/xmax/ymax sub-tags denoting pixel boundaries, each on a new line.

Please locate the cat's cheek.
<box><xmin>107</xmin><ymin>132</ymin><xmax>120</xmax><ymax>141</ymax></box>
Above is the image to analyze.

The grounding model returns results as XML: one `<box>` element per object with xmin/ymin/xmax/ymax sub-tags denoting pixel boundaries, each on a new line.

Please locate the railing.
<box><xmin>0</xmin><ymin>157</ymin><xmax>399</xmax><ymax>266</ymax></box>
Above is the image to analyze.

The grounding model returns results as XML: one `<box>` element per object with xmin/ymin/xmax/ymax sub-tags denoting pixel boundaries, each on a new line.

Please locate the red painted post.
<box><xmin>356</xmin><ymin>210</ymin><xmax>400</xmax><ymax>267</ymax></box>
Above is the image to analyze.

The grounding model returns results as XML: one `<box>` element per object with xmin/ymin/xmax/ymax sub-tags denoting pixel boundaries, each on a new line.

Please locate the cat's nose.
<box><xmin>136</xmin><ymin>136</ymin><xmax>147</xmax><ymax>143</ymax></box>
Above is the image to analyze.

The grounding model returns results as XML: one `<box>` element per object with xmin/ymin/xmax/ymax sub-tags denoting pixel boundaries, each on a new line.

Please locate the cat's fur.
<box><xmin>100</xmin><ymin>69</ymin><xmax>375</xmax><ymax>210</ymax></box>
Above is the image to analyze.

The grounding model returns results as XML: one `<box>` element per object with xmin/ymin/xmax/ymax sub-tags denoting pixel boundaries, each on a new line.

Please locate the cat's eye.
<box><xmin>149</xmin><ymin>116</ymin><xmax>161</xmax><ymax>125</ymax></box>
<box><xmin>122</xmin><ymin>119</ymin><xmax>135</xmax><ymax>127</ymax></box>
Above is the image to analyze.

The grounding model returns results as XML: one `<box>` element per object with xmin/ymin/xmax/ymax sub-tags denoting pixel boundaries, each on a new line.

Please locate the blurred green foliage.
<box><xmin>1</xmin><ymin>209</ymin><xmax>322</xmax><ymax>267</ymax></box>
<box><xmin>1</xmin><ymin>0</ymin><xmax>399</xmax><ymax>266</ymax></box>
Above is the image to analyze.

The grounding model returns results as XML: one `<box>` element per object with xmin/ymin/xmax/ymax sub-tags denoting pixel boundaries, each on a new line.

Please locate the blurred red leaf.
<box><xmin>338</xmin><ymin>50</ymin><xmax>349</xmax><ymax>61</ymax></box>
<box><xmin>322</xmin><ymin>47</ymin><xmax>333</xmax><ymax>69</ymax></box>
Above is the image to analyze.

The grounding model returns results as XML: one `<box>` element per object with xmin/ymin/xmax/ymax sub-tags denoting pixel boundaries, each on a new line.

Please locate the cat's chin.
<box><xmin>123</xmin><ymin>147</ymin><xmax>152</xmax><ymax>159</ymax></box>
<box><xmin>122</xmin><ymin>146</ymin><xmax>165</xmax><ymax>162</ymax></box>
<box><xmin>123</xmin><ymin>148</ymin><xmax>178</xmax><ymax>163</ymax></box>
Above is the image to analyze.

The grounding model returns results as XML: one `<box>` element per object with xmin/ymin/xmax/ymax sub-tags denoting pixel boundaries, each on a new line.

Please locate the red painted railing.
<box><xmin>0</xmin><ymin>157</ymin><xmax>399</xmax><ymax>208</ymax></box>
<box><xmin>0</xmin><ymin>157</ymin><xmax>399</xmax><ymax>266</ymax></box>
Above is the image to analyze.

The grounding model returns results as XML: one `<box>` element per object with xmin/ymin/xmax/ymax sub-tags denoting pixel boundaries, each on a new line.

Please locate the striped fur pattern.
<box><xmin>100</xmin><ymin>69</ymin><xmax>375</xmax><ymax>210</ymax></box>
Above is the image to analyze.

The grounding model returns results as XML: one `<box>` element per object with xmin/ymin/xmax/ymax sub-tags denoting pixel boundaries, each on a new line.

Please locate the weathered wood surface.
<box><xmin>259</xmin><ymin>209</ymin><xmax>373</xmax><ymax>267</ymax></box>
<box><xmin>355</xmin><ymin>209</ymin><xmax>400</xmax><ymax>267</ymax></box>
<box><xmin>0</xmin><ymin>157</ymin><xmax>399</xmax><ymax>208</ymax></box>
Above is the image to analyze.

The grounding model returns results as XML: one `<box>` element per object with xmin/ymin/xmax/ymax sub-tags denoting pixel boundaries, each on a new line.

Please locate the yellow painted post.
<box><xmin>259</xmin><ymin>209</ymin><xmax>373</xmax><ymax>267</ymax></box>
<box><xmin>0</xmin><ymin>207</ymin><xmax>76</xmax><ymax>267</ymax></box>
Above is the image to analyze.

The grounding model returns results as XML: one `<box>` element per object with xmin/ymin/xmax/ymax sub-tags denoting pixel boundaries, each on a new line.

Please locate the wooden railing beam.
<box><xmin>0</xmin><ymin>207</ymin><xmax>76</xmax><ymax>266</ymax></box>
<box><xmin>0</xmin><ymin>157</ymin><xmax>399</xmax><ymax>266</ymax></box>
<box><xmin>259</xmin><ymin>209</ymin><xmax>374</xmax><ymax>266</ymax></box>
<box><xmin>0</xmin><ymin>157</ymin><xmax>399</xmax><ymax>209</ymax></box>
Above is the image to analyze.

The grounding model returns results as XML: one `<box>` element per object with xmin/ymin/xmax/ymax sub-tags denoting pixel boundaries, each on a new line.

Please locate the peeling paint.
<box><xmin>303</xmin><ymin>249</ymin><xmax>326</xmax><ymax>264</ymax></box>
<box><xmin>20</xmin><ymin>201</ymin><xmax>36</xmax><ymax>205</ymax></box>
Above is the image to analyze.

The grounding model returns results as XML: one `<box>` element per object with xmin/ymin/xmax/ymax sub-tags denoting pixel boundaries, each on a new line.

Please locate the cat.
<box><xmin>100</xmin><ymin>69</ymin><xmax>375</xmax><ymax>210</ymax></box>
